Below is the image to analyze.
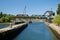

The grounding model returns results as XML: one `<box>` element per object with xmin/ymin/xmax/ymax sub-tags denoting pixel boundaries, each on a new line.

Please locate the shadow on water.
<box><xmin>14</xmin><ymin>22</ymin><xmax>59</xmax><ymax>40</ymax></box>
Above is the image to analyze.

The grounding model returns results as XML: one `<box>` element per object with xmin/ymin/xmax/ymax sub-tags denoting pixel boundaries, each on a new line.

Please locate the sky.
<box><xmin>0</xmin><ymin>0</ymin><xmax>60</xmax><ymax>15</ymax></box>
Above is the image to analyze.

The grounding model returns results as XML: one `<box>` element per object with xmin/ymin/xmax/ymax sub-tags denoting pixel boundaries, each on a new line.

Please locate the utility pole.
<box><xmin>51</xmin><ymin>8</ymin><xmax>52</xmax><ymax>11</ymax></box>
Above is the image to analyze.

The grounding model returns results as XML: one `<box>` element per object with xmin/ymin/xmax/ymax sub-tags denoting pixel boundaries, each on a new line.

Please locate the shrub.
<box><xmin>53</xmin><ymin>15</ymin><xmax>60</xmax><ymax>26</ymax></box>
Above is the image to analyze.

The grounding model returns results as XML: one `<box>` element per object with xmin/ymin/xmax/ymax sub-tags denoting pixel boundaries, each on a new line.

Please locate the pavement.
<box><xmin>0</xmin><ymin>23</ymin><xmax>27</xmax><ymax>33</ymax></box>
<box><xmin>46</xmin><ymin>22</ymin><xmax>60</xmax><ymax>38</ymax></box>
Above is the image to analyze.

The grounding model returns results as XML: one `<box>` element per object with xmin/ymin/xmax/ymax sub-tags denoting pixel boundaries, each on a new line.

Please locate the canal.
<box><xmin>0</xmin><ymin>24</ymin><xmax>9</xmax><ymax>29</ymax></box>
<box><xmin>14</xmin><ymin>22</ymin><xmax>59</xmax><ymax>40</ymax></box>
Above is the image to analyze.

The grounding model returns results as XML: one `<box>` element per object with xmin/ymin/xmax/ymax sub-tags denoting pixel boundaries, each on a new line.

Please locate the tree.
<box><xmin>0</xmin><ymin>11</ymin><xmax>3</xmax><ymax>18</ymax></box>
<box><xmin>0</xmin><ymin>12</ymin><xmax>15</xmax><ymax>23</ymax></box>
<box><xmin>57</xmin><ymin>4</ymin><xmax>60</xmax><ymax>15</ymax></box>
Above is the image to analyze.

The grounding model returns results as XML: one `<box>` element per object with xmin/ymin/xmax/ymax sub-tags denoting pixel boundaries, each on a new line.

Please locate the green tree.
<box><xmin>0</xmin><ymin>11</ymin><xmax>3</xmax><ymax>18</ymax></box>
<box><xmin>57</xmin><ymin>4</ymin><xmax>60</xmax><ymax>15</ymax></box>
<box><xmin>0</xmin><ymin>12</ymin><xmax>15</xmax><ymax>23</ymax></box>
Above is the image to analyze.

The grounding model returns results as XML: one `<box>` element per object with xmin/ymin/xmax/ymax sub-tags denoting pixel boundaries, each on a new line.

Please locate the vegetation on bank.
<box><xmin>0</xmin><ymin>12</ymin><xmax>14</xmax><ymax>23</ymax></box>
<box><xmin>53</xmin><ymin>15</ymin><xmax>60</xmax><ymax>26</ymax></box>
<box><xmin>57</xmin><ymin>4</ymin><xmax>60</xmax><ymax>15</ymax></box>
<box><xmin>53</xmin><ymin>4</ymin><xmax>60</xmax><ymax>26</ymax></box>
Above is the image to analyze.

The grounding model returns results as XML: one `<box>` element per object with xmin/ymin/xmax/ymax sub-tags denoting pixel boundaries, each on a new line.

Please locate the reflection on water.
<box><xmin>14</xmin><ymin>22</ymin><xmax>59</xmax><ymax>40</ymax></box>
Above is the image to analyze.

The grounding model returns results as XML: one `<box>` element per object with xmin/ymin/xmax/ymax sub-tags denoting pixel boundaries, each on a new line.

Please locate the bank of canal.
<box><xmin>14</xmin><ymin>22</ymin><xmax>59</xmax><ymax>40</ymax></box>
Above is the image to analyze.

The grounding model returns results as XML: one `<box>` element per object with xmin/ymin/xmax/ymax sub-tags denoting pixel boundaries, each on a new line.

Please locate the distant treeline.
<box><xmin>0</xmin><ymin>12</ymin><xmax>15</xmax><ymax>23</ymax></box>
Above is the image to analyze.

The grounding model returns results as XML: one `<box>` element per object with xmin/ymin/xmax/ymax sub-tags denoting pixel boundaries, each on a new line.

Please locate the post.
<box><xmin>10</xmin><ymin>23</ymin><xmax>12</xmax><ymax>28</ymax></box>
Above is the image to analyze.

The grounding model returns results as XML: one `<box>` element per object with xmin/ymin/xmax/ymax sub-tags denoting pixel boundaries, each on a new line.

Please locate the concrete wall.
<box><xmin>0</xmin><ymin>23</ymin><xmax>28</xmax><ymax>40</ymax></box>
<box><xmin>45</xmin><ymin>22</ymin><xmax>60</xmax><ymax>39</ymax></box>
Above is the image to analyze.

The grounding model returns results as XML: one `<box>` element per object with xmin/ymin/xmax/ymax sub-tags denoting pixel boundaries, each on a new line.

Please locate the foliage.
<box><xmin>57</xmin><ymin>4</ymin><xmax>60</xmax><ymax>15</ymax></box>
<box><xmin>0</xmin><ymin>12</ymin><xmax>14</xmax><ymax>23</ymax></box>
<box><xmin>0</xmin><ymin>12</ymin><xmax>3</xmax><ymax>18</ymax></box>
<box><xmin>0</xmin><ymin>18</ymin><xmax>3</xmax><ymax>22</ymax></box>
<box><xmin>53</xmin><ymin>15</ymin><xmax>60</xmax><ymax>26</ymax></box>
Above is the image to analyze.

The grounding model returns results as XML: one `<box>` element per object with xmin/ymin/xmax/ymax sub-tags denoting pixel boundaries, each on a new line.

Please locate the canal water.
<box><xmin>0</xmin><ymin>24</ymin><xmax>9</xmax><ymax>29</ymax></box>
<box><xmin>0</xmin><ymin>24</ymin><xmax>15</xmax><ymax>29</ymax></box>
<box><xmin>14</xmin><ymin>22</ymin><xmax>59</xmax><ymax>40</ymax></box>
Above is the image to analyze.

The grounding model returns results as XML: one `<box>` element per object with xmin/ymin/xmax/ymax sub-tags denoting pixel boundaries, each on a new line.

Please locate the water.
<box><xmin>0</xmin><ymin>24</ymin><xmax>15</xmax><ymax>29</ymax></box>
<box><xmin>0</xmin><ymin>24</ymin><xmax>9</xmax><ymax>29</ymax></box>
<box><xmin>14</xmin><ymin>22</ymin><xmax>59</xmax><ymax>40</ymax></box>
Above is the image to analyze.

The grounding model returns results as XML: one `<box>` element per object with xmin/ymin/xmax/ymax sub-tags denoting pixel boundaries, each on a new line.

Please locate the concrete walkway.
<box><xmin>46</xmin><ymin>22</ymin><xmax>60</xmax><ymax>38</ymax></box>
<box><xmin>0</xmin><ymin>23</ymin><xmax>27</xmax><ymax>33</ymax></box>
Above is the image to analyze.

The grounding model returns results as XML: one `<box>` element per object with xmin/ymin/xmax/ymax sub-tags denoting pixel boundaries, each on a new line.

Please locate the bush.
<box><xmin>0</xmin><ymin>18</ymin><xmax>3</xmax><ymax>22</ymax></box>
<box><xmin>53</xmin><ymin>15</ymin><xmax>60</xmax><ymax>26</ymax></box>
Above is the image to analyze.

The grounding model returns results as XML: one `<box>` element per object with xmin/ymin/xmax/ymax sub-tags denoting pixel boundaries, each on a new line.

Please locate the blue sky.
<box><xmin>0</xmin><ymin>0</ymin><xmax>60</xmax><ymax>15</ymax></box>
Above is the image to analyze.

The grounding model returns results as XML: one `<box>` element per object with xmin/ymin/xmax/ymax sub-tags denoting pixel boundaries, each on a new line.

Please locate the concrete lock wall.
<box><xmin>0</xmin><ymin>23</ymin><xmax>28</xmax><ymax>40</ymax></box>
<box><xmin>45</xmin><ymin>22</ymin><xmax>60</xmax><ymax>39</ymax></box>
